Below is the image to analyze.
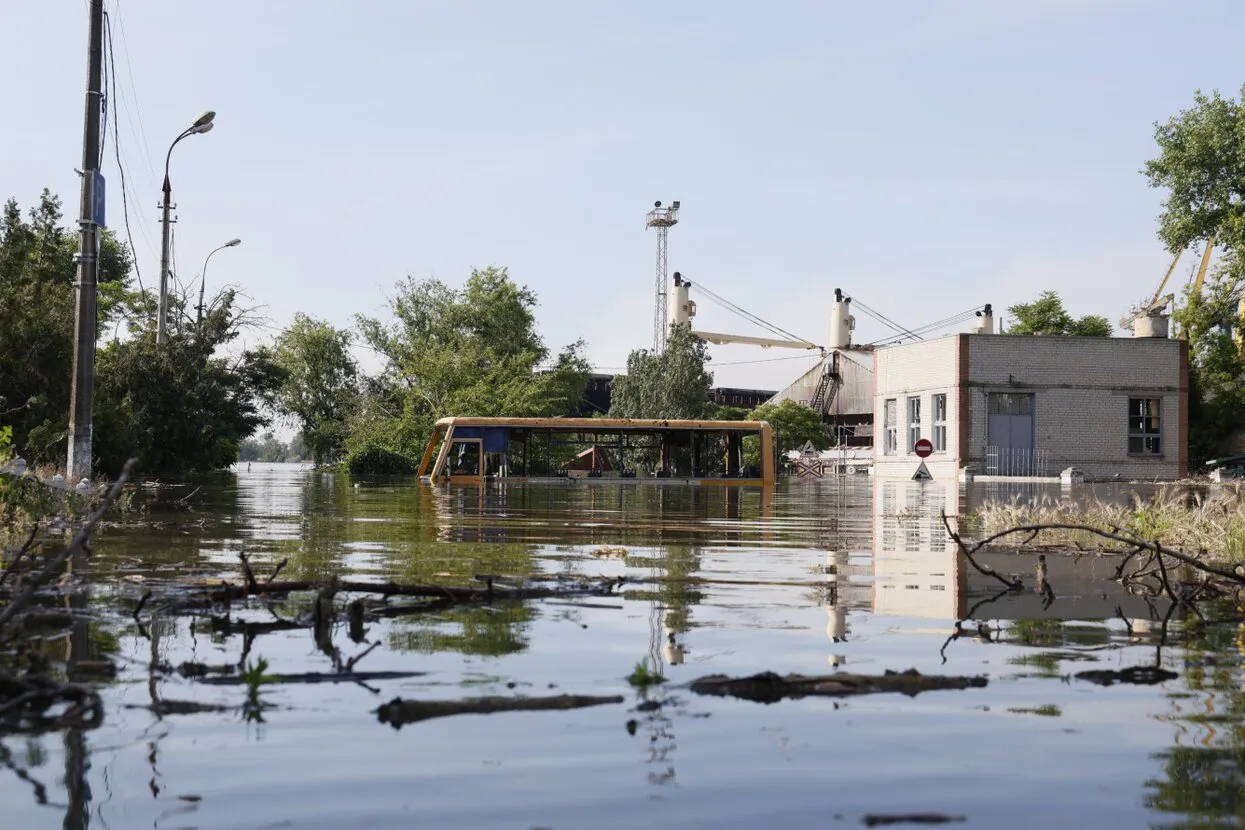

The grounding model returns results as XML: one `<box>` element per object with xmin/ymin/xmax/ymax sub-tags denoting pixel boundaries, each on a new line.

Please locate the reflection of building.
<box><xmin>872</xmin><ymin>333</ymin><xmax>1188</xmax><ymax>480</ymax></box>
<box><xmin>872</xmin><ymin>480</ymin><xmax>965</xmax><ymax>619</ymax></box>
<box><xmin>869</xmin><ymin>480</ymin><xmax>1179</xmax><ymax>624</ymax></box>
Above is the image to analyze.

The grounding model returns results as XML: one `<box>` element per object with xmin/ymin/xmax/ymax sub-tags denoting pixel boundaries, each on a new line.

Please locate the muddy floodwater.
<box><xmin>5</xmin><ymin>464</ymin><xmax>1244</xmax><ymax>829</ymax></box>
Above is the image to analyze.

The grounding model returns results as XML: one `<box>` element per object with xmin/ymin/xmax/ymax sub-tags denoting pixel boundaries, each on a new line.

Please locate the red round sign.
<box><xmin>914</xmin><ymin>438</ymin><xmax>934</xmax><ymax>458</ymax></box>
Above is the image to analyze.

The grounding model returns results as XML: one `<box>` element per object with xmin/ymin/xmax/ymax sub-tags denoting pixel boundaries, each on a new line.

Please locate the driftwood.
<box><xmin>1075</xmin><ymin>666</ymin><xmax>1179</xmax><ymax>686</ymax></box>
<box><xmin>201</xmin><ymin>576</ymin><xmax>612</xmax><ymax>604</ymax></box>
<box><xmin>0</xmin><ymin>669</ymin><xmax>103</xmax><ymax>734</ymax></box>
<box><xmin>377</xmin><ymin>693</ymin><xmax>625</xmax><ymax>728</ymax></box>
<box><xmin>863</xmin><ymin>814</ymin><xmax>966</xmax><ymax>827</ymax></box>
<box><xmin>195</xmin><ymin>670</ymin><xmax>425</xmax><ymax>686</ymax></box>
<box><xmin>688</xmin><ymin>669</ymin><xmax>988</xmax><ymax>705</ymax></box>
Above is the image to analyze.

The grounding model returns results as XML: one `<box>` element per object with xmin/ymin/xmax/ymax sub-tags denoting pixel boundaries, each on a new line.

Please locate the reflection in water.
<box><xmin>7</xmin><ymin>465</ymin><xmax>1245</xmax><ymax>828</ymax></box>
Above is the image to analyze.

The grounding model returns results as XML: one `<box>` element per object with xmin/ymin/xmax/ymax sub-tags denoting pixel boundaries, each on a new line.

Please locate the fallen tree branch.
<box><xmin>0</xmin><ymin>458</ymin><xmax>137</xmax><ymax>627</ymax></box>
<box><xmin>941</xmin><ymin>513</ymin><xmax>1023</xmax><ymax>591</ymax></box>
<box><xmin>949</xmin><ymin>516</ymin><xmax>1245</xmax><ymax>587</ymax></box>
<box><xmin>376</xmin><ymin>692</ymin><xmax>625</xmax><ymax>728</ymax></box>
<box><xmin>193</xmin><ymin>669</ymin><xmax>425</xmax><ymax>686</ymax></box>
<box><xmin>687</xmin><ymin>669</ymin><xmax>988</xmax><ymax>704</ymax></box>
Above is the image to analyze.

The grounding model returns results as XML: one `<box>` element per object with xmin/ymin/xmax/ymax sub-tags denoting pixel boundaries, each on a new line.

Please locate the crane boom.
<box><xmin>1191</xmin><ymin>236</ymin><xmax>1217</xmax><ymax>296</ymax></box>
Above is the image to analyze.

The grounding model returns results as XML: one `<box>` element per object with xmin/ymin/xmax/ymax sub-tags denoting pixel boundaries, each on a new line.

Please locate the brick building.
<box><xmin>872</xmin><ymin>333</ymin><xmax>1188</xmax><ymax>480</ymax></box>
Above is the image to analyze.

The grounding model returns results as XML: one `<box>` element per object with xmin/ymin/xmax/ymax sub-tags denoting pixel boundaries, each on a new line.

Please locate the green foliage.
<box><xmin>0</xmin><ymin>191</ymin><xmax>133</xmax><ymax>462</ymax></box>
<box><xmin>626</xmin><ymin>658</ymin><xmax>666</xmax><ymax>688</ymax></box>
<box><xmin>1171</xmin><ymin>261</ymin><xmax>1245</xmax><ymax>467</ymax></box>
<box><xmin>1143</xmin><ymin>86</ymin><xmax>1245</xmax><ymax>255</ymax></box>
<box><xmin>348</xmin><ymin>267</ymin><xmax>590</xmax><ymax>469</ymax></box>
<box><xmin>272</xmin><ymin>314</ymin><xmax>358</xmax><ymax>465</ymax></box>
<box><xmin>750</xmin><ymin>399</ymin><xmax>829</xmax><ymax>459</ymax></box>
<box><xmin>92</xmin><ymin>289</ymin><xmax>284</xmax><ymax>475</ymax></box>
<box><xmin>345</xmin><ymin>446</ymin><xmax>416</xmax><ymax>476</ymax></box>
<box><xmin>712</xmin><ymin>405</ymin><xmax>753</xmax><ymax>421</ymax></box>
<box><xmin>609</xmin><ymin>324</ymin><xmax>714</xmax><ymax>420</ymax></box>
<box><xmin>1005</xmin><ymin>291</ymin><xmax>1112</xmax><ymax>337</ymax></box>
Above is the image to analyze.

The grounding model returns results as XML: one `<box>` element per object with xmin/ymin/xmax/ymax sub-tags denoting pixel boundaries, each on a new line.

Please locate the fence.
<box><xmin>984</xmin><ymin>446</ymin><xmax>1051</xmax><ymax>478</ymax></box>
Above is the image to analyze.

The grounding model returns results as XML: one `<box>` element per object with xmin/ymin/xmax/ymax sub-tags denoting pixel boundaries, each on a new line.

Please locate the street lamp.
<box><xmin>156</xmin><ymin>110</ymin><xmax>216</xmax><ymax>343</ymax></box>
<box><xmin>197</xmin><ymin>238</ymin><xmax>241</xmax><ymax>329</ymax></box>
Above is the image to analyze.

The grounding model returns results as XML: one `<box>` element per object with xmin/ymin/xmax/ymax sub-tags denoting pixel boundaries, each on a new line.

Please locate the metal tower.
<box><xmin>645</xmin><ymin>200</ymin><xmax>680</xmax><ymax>353</ymax></box>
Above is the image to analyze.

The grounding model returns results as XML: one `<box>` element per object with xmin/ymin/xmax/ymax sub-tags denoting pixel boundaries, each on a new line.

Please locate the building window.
<box><xmin>906</xmin><ymin>396</ymin><xmax>921</xmax><ymax>453</ymax></box>
<box><xmin>883</xmin><ymin>399</ymin><xmax>898</xmax><ymax>455</ymax></box>
<box><xmin>932</xmin><ymin>394</ymin><xmax>947</xmax><ymax>452</ymax></box>
<box><xmin>1128</xmin><ymin>398</ymin><xmax>1162</xmax><ymax>454</ymax></box>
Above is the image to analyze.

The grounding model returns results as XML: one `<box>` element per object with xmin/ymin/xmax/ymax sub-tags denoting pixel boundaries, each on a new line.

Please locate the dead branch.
<box><xmin>687</xmin><ymin>668</ymin><xmax>988</xmax><ymax>704</ymax></box>
<box><xmin>376</xmin><ymin>692</ymin><xmax>625</xmax><ymax>728</ymax></box>
<box><xmin>1075</xmin><ymin>666</ymin><xmax>1178</xmax><ymax>686</ymax></box>
<box><xmin>951</xmin><ymin>517</ymin><xmax>1245</xmax><ymax>587</ymax></box>
<box><xmin>940</xmin><ymin>513</ymin><xmax>1023</xmax><ymax>591</ymax></box>
<box><xmin>201</xmin><ymin>577</ymin><xmax>607</xmax><ymax>604</ymax></box>
<box><xmin>863</xmin><ymin>814</ymin><xmax>966</xmax><ymax>827</ymax></box>
<box><xmin>0</xmin><ymin>524</ymin><xmax>41</xmax><ymax>587</ymax></box>
<box><xmin>193</xmin><ymin>669</ymin><xmax>425</xmax><ymax>686</ymax></box>
<box><xmin>0</xmin><ymin>458</ymin><xmax>137</xmax><ymax>627</ymax></box>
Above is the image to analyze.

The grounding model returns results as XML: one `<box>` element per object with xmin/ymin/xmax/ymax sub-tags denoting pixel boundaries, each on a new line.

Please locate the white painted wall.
<box><xmin>872</xmin><ymin>337</ymin><xmax>961</xmax><ymax>480</ymax></box>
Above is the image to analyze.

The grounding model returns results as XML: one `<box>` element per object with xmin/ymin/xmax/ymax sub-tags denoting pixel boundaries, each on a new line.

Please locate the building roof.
<box><xmin>766</xmin><ymin>348</ymin><xmax>874</xmax><ymax>416</ymax></box>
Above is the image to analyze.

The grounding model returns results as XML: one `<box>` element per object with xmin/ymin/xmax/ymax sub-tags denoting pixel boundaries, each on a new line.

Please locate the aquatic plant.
<box><xmin>969</xmin><ymin>485</ymin><xmax>1245</xmax><ymax>560</ymax></box>
<box><xmin>627</xmin><ymin>658</ymin><xmax>666</xmax><ymax>688</ymax></box>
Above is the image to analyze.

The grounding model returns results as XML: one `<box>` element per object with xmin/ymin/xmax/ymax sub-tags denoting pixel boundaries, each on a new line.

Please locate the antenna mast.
<box><xmin>645</xmin><ymin>200</ymin><xmax>680</xmax><ymax>353</ymax></box>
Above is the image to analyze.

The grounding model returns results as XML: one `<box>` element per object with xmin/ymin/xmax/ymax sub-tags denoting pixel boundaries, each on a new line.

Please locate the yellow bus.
<box><xmin>418</xmin><ymin>416</ymin><xmax>775</xmax><ymax>486</ymax></box>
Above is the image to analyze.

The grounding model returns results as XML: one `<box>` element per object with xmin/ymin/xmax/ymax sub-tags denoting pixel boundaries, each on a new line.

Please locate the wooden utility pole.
<box><xmin>67</xmin><ymin>0</ymin><xmax>106</xmax><ymax>480</ymax></box>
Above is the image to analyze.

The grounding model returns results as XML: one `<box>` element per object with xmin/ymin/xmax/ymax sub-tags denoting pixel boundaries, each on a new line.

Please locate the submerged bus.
<box><xmin>418</xmin><ymin>417</ymin><xmax>775</xmax><ymax>486</ymax></box>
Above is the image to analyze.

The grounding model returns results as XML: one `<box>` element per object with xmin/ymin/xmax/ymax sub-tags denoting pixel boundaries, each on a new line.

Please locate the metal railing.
<box><xmin>984</xmin><ymin>446</ymin><xmax>1051</xmax><ymax>477</ymax></box>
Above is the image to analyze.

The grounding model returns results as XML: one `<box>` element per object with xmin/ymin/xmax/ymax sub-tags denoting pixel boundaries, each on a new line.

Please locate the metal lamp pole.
<box><xmin>156</xmin><ymin>110</ymin><xmax>216</xmax><ymax>343</ymax></box>
<box><xmin>196</xmin><ymin>238</ymin><xmax>241</xmax><ymax>329</ymax></box>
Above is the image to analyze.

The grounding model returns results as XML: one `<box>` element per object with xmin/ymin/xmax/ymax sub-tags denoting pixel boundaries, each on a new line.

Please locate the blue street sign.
<box><xmin>91</xmin><ymin>171</ymin><xmax>106</xmax><ymax>228</ymax></box>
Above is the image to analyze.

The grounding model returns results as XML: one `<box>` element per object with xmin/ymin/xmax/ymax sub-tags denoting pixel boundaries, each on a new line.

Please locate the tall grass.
<box><xmin>970</xmin><ymin>486</ymin><xmax>1245</xmax><ymax>561</ymax></box>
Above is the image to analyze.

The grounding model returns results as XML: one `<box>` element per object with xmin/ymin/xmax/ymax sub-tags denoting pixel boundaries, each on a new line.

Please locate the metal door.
<box><xmin>987</xmin><ymin>393</ymin><xmax>1035</xmax><ymax>475</ymax></box>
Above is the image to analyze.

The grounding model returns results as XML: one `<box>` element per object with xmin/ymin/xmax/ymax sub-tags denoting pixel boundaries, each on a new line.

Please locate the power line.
<box><xmin>103</xmin><ymin>9</ymin><xmax>145</xmax><ymax>296</ymax></box>
<box><xmin>690</xmin><ymin>280</ymin><xmax>816</xmax><ymax>345</ymax></box>
<box><xmin>110</xmin><ymin>0</ymin><xmax>160</xmax><ymax>188</ymax></box>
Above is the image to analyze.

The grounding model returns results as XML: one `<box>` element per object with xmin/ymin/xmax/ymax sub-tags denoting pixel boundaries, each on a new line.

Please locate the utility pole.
<box><xmin>66</xmin><ymin>0</ymin><xmax>106</xmax><ymax>480</ymax></box>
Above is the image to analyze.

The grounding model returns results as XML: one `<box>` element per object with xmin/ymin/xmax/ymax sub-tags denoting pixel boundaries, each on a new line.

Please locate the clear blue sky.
<box><xmin>4</xmin><ymin>0</ymin><xmax>1242</xmax><ymax>390</ymax></box>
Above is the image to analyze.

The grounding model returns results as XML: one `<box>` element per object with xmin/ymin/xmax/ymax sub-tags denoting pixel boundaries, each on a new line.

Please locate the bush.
<box><xmin>345</xmin><ymin>445</ymin><xmax>416</xmax><ymax>476</ymax></box>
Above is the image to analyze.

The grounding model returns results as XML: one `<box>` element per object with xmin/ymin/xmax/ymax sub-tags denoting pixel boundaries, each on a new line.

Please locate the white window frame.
<box><xmin>883</xmin><ymin>399</ymin><xmax>898</xmax><ymax>456</ymax></box>
<box><xmin>906</xmin><ymin>396</ymin><xmax>921</xmax><ymax>454</ymax></box>
<box><xmin>932</xmin><ymin>394</ymin><xmax>947</xmax><ymax>453</ymax></box>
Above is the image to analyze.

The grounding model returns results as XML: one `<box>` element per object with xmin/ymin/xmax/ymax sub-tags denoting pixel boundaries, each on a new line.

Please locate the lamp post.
<box><xmin>197</xmin><ymin>238</ymin><xmax>241</xmax><ymax>329</ymax></box>
<box><xmin>156</xmin><ymin>110</ymin><xmax>216</xmax><ymax>343</ymax></box>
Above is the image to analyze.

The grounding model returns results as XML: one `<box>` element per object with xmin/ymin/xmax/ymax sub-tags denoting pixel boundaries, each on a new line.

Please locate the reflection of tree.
<box><xmin>1143</xmin><ymin>610</ymin><xmax>1245</xmax><ymax>829</ymax></box>
<box><xmin>386</xmin><ymin>604</ymin><xmax>532</xmax><ymax>657</ymax></box>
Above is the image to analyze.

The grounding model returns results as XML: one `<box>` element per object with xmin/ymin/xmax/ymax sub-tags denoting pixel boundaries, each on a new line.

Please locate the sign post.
<box><xmin>912</xmin><ymin>438</ymin><xmax>934</xmax><ymax>480</ymax></box>
<box><xmin>795</xmin><ymin>441</ymin><xmax>823</xmax><ymax>478</ymax></box>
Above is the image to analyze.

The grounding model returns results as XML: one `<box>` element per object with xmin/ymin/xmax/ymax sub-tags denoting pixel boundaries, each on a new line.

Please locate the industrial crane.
<box><xmin>1121</xmin><ymin>238</ymin><xmax>1216</xmax><ymax>335</ymax></box>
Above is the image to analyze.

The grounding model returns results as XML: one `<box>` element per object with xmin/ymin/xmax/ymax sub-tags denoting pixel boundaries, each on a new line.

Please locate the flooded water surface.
<box><xmin>5</xmin><ymin>465</ymin><xmax>1243</xmax><ymax>829</ymax></box>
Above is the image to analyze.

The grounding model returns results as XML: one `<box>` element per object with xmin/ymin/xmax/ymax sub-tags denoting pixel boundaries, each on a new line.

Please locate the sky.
<box><xmin>3</xmin><ymin>0</ymin><xmax>1243</xmax><ymax>391</ymax></box>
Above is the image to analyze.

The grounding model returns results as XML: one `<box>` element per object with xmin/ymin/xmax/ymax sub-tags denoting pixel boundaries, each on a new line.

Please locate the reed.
<box><xmin>970</xmin><ymin>486</ymin><xmax>1245</xmax><ymax>560</ymax></box>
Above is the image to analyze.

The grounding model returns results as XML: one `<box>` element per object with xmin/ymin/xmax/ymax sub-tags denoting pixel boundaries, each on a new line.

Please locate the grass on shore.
<box><xmin>969</xmin><ymin>485</ymin><xmax>1245</xmax><ymax>561</ymax></box>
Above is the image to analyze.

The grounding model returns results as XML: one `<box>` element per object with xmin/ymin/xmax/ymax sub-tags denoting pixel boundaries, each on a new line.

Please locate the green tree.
<box><xmin>1171</xmin><ymin>263</ymin><xmax>1245</xmax><ymax>467</ymax></box>
<box><xmin>92</xmin><ymin>288</ymin><xmax>284</xmax><ymax>475</ymax></box>
<box><xmin>1006</xmin><ymin>291</ymin><xmax>1112</xmax><ymax>337</ymax></box>
<box><xmin>1143</xmin><ymin>86</ymin><xmax>1245</xmax><ymax>255</ymax></box>
<box><xmin>0</xmin><ymin>191</ymin><xmax>133</xmax><ymax>462</ymax></box>
<box><xmin>750</xmin><ymin>399</ymin><xmax>829</xmax><ymax>460</ymax></box>
<box><xmin>1144</xmin><ymin>87</ymin><xmax>1245</xmax><ymax>467</ymax></box>
<box><xmin>608</xmin><ymin>324</ymin><xmax>714</xmax><ymax>420</ymax></box>
<box><xmin>349</xmin><ymin>267</ymin><xmax>590</xmax><ymax>472</ymax></box>
<box><xmin>273</xmin><ymin>314</ymin><xmax>358</xmax><ymax>465</ymax></box>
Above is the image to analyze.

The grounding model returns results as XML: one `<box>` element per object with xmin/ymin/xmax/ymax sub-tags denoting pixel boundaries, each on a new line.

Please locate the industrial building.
<box><xmin>871</xmin><ymin>310</ymin><xmax>1189</xmax><ymax>481</ymax></box>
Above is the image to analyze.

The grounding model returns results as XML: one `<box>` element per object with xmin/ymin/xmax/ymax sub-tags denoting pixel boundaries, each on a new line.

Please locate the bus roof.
<box><xmin>432</xmin><ymin>416</ymin><xmax>770</xmax><ymax>432</ymax></box>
